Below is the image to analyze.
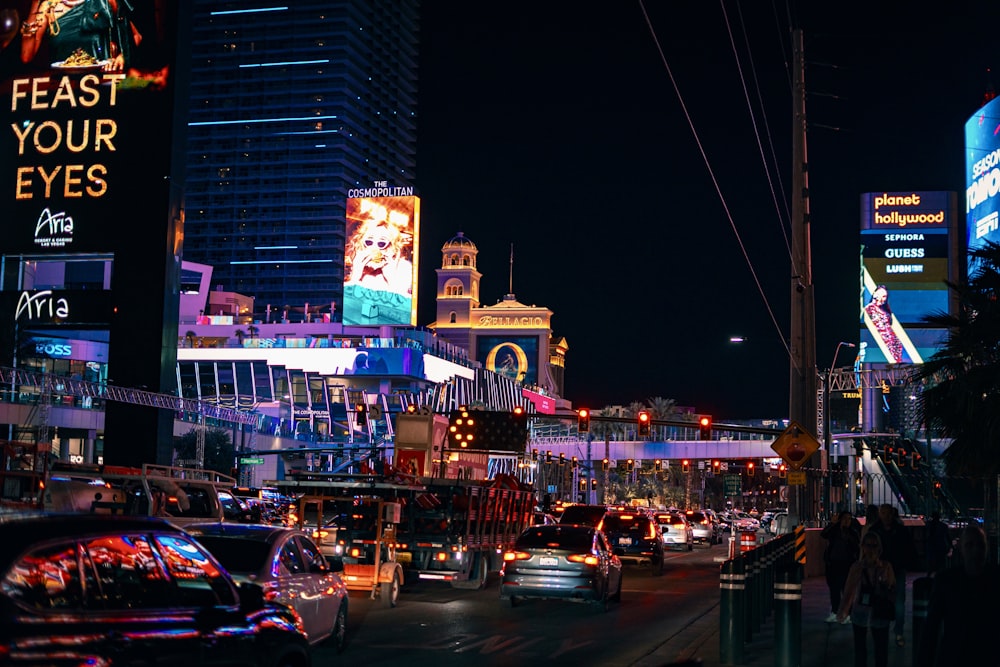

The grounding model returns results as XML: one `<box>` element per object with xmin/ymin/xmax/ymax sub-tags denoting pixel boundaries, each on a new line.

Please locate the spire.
<box><xmin>508</xmin><ymin>243</ymin><xmax>514</xmax><ymax>295</ymax></box>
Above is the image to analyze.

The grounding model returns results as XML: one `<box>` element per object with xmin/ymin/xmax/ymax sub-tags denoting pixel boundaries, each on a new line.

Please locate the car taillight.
<box><xmin>567</xmin><ymin>554</ymin><xmax>599</xmax><ymax>565</ymax></box>
<box><xmin>503</xmin><ymin>551</ymin><xmax>531</xmax><ymax>561</ymax></box>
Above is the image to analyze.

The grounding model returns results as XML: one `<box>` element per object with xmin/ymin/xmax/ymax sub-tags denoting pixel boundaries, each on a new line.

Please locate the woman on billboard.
<box><xmin>864</xmin><ymin>285</ymin><xmax>905</xmax><ymax>363</ymax></box>
<box><xmin>19</xmin><ymin>0</ymin><xmax>138</xmax><ymax>72</ymax></box>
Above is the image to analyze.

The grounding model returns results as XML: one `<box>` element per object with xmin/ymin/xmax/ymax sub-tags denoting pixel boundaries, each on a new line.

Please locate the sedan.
<box><xmin>499</xmin><ymin>524</ymin><xmax>623</xmax><ymax>611</ymax></box>
<box><xmin>0</xmin><ymin>512</ymin><xmax>311</xmax><ymax>667</ymax></box>
<box><xmin>186</xmin><ymin>522</ymin><xmax>348</xmax><ymax>651</ymax></box>
<box><xmin>684</xmin><ymin>510</ymin><xmax>719</xmax><ymax>546</ymax></box>
<box><xmin>655</xmin><ymin>512</ymin><xmax>694</xmax><ymax>551</ymax></box>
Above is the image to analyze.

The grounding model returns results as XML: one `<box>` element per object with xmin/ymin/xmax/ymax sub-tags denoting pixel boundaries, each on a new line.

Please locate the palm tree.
<box><xmin>234</xmin><ymin>329</ymin><xmax>245</xmax><ymax>346</ymax></box>
<box><xmin>913</xmin><ymin>240</ymin><xmax>1000</xmax><ymax>477</ymax></box>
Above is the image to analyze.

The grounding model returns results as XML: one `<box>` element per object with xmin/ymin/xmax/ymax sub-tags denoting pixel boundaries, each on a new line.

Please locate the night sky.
<box><xmin>414</xmin><ymin>2</ymin><xmax>1000</xmax><ymax>419</ymax></box>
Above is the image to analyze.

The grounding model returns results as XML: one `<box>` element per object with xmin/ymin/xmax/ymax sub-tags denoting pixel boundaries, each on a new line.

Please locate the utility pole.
<box><xmin>789</xmin><ymin>29</ymin><xmax>818</xmax><ymax>525</ymax></box>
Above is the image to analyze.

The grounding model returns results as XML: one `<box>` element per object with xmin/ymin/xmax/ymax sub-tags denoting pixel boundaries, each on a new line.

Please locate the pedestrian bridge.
<box><xmin>525</xmin><ymin>436</ymin><xmax>782</xmax><ymax>464</ymax></box>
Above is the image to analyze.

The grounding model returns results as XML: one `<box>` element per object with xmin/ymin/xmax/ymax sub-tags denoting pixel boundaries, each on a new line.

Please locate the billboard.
<box><xmin>965</xmin><ymin>96</ymin><xmax>1000</xmax><ymax>270</ymax></box>
<box><xmin>859</xmin><ymin>191</ymin><xmax>956</xmax><ymax>364</ymax></box>
<box><xmin>476</xmin><ymin>335</ymin><xmax>540</xmax><ymax>385</ymax></box>
<box><xmin>342</xmin><ymin>193</ymin><xmax>420</xmax><ymax>326</ymax></box>
<box><xmin>1</xmin><ymin>0</ymin><xmax>187</xmax><ymax>465</ymax></box>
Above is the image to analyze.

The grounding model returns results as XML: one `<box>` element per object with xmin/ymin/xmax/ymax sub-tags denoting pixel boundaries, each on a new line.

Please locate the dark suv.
<box><xmin>0</xmin><ymin>513</ymin><xmax>312</xmax><ymax>666</ymax></box>
<box><xmin>558</xmin><ymin>504</ymin><xmax>608</xmax><ymax>527</ymax></box>
<box><xmin>599</xmin><ymin>511</ymin><xmax>664</xmax><ymax>575</ymax></box>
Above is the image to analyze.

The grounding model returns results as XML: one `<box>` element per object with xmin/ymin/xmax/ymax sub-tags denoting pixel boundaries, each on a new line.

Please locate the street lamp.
<box><xmin>825</xmin><ymin>341</ymin><xmax>855</xmax><ymax>519</ymax></box>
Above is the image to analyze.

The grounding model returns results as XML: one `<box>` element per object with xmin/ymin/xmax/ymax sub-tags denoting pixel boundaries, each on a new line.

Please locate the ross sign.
<box><xmin>240</xmin><ymin>457</ymin><xmax>265</xmax><ymax>465</ymax></box>
<box><xmin>787</xmin><ymin>471</ymin><xmax>807</xmax><ymax>486</ymax></box>
<box><xmin>771</xmin><ymin>421</ymin><xmax>821</xmax><ymax>470</ymax></box>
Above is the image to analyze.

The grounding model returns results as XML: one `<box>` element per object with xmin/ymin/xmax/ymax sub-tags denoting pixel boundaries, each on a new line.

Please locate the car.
<box><xmin>655</xmin><ymin>511</ymin><xmax>694</xmax><ymax>551</ymax></box>
<box><xmin>599</xmin><ymin>511</ymin><xmax>664</xmax><ymax>574</ymax></box>
<box><xmin>557</xmin><ymin>504</ymin><xmax>608</xmax><ymax>527</ymax></box>
<box><xmin>0</xmin><ymin>512</ymin><xmax>312</xmax><ymax>667</ymax></box>
<box><xmin>185</xmin><ymin>522</ymin><xmax>348</xmax><ymax>651</ymax></box>
<box><xmin>499</xmin><ymin>523</ymin><xmax>623</xmax><ymax>611</ymax></box>
<box><xmin>702</xmin><ymin>509</ymin><xmax>725</xmax><ymax>542</ymax></box>
<box><xmin>684</xmin><ymin>510</ymin><xmax>719</xmax><ymax>546</ymax></box>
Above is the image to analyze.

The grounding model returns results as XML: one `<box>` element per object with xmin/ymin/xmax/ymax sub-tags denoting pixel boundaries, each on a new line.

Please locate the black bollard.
<box><xmin>911</xmin><ymin>577</ymin><xmax>932</xmax><ymax>667</ymax></box>
<box><xmin>720</xmin><ymin>557</ymin><xmax>746</xmax><ymax>665</ymax></box>
<box><xmin>774</xmin><ymin>563</ymin><xmax>802</xmax><ymax>667</ymax></box>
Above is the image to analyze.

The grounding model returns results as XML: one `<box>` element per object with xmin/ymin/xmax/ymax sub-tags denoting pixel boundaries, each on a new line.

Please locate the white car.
<box><xmin>655</xmin><ymin>511</ymin><xmax>694</xmax><ymax>551</ymax></box>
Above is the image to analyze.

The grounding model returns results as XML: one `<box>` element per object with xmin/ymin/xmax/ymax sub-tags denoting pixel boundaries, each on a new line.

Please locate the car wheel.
<box><xmin>652</xmin><ymin>554</ymin><xmax>664</xmax><ymax>576</ymax></box>
<box><xmin>329</xmin><ymin>604</ymin><xmax>347</xmax><ymax>653</ymax></box>
<box><xmin>594</xmin><ymin>586</ymin><xmax>609</xmax><ymax>612</ymax></box>
<box><xmin>509</xmin><ymin>595</ymin><xmax>519</xmax><ymax>608</ymax></box>
<box><xmin>451</xmin><ymin>552</ymin><xmax>489</xmax><ymax>590</ymax></box>
<box><xmin>380</xmin><ymin>571</ymin><xmax>400</xmax><ymax>608</ymax></box>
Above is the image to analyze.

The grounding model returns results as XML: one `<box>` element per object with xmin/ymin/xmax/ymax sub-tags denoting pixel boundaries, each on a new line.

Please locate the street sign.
<box><xmin>770</xmin><ymin>421</ymin><xmax>821</xmax><ymax>470</ymax></box>
<box><xmin>239</xmin><ymin>457</ymin><xmax>265</xmax><ymax>465</ymax></box>
<box><xmin>787</xmin><ymin>470</ymin><xmax>807</xmax><ymax>485</ymax></box>
<box><xmin>723</xmin><ymin>474</ymin><xmax>741</xmax><ymax>496</ymax></box>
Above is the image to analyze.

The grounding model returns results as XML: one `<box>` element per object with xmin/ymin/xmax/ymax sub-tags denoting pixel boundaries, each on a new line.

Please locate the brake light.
<box><xmin>503</xmin><ymin>551</ymin><xmax>531</xmax><ymax>561</ymax></box>
<box><xmin>648</xmin><ymin>522</ymin><xmax>657</xmax><ymax>539</ymax></box>
<box><xmin>567</xmin><ymin>554</ymin><xmax>599</xmax><ymax>566</ymax></box>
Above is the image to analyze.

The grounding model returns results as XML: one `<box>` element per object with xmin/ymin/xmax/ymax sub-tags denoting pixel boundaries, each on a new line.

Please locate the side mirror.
<box><xmin>325</xmin><ymin>556</ymin><xmax>345</xmax><ymax>574</ymax></box>
<box><xmin>238</xmin><ymin>581</ymin><xmax>265</xmax><ymax>612</ymax></box>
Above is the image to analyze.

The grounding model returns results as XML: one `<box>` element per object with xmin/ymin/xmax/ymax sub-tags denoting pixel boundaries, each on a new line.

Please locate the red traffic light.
<box><xmin>681</xmin><ymin>459</ymin><xmax>690</xmax><ymax>473</ymax></box>
<box><xmin>637</xmin><ymin>411</ymin><xmax>651</xmax><ymax>436</ymax></box>
<box><xmin>698</xmin><ymin>415</ymin><xmax>712</xmax><ymax>440</ymax></box>
<box><xmin>577</xmin><ymin>408</ymin><xmax>591</xmax><ymax>432</ymax></box>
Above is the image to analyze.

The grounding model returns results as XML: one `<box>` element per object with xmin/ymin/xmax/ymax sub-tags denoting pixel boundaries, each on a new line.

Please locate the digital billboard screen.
<box><xmin>859</xmin><ymin>191</ymin><xmax>956</xmax><ymax>365</ymax></box>
<box><xmin>342</xmin><ymin>193</ymin><xmax>420</xmax><ymax>326</ymax></box>
<box><xmin>965</xmin><ymin>96</ymin><xmax>1000</xmax><ymax>270</ymax></box>
<box><xmin>476</xmin><ymin>335</ymin><xmax>539</xmax><ymax>385</ymax></box>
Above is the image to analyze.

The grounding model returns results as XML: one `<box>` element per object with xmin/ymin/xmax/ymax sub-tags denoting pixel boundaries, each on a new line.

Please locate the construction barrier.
<box><xmin>740</xmin><ymin>530</ymin><xmax>757</xmax><ymax>552</ymax></box>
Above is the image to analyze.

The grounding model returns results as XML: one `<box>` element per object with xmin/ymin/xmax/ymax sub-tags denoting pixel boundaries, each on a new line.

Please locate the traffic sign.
<box><xmin>770</xmin><ymin>421</ymin><xmax>820</xmax><ymax>470</ymax></box>
<box><xmin>723</xmin><ymin>474</ymin><xmax>742</xmax><ymax>496</ymax></box>
<box><xmin>239</xmin><ymin>457</ymin><xmax>265</xmax><ymax>465</ymax></box>
<box><xmin>787</xmin><ymin>471</ymin><xmax>807</xmax><ymax>485</ymax></box>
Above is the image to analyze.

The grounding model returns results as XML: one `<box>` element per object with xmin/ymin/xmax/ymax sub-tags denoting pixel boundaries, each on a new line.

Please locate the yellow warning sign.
<box><xmin>770</xmin><ymin>421</ymin><xmax>821</xmax><ymax>470</ymax></box>
<box><xmin>787</xmin><ymin>470</ymin><xmax>807</xmax><ymax>485</ymax></box>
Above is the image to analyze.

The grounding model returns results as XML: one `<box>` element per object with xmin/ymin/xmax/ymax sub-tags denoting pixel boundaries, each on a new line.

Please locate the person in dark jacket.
<box><xmin>924</xmin><ymin>511</ymin><xmax>951</xmax><ymax>575</ymax></box>
<box><xmin>822</xmin><ymin>510</ymin><xmax>861</xmax><ymax>622</ymax></box>
<box><xmin>869</xmin><ymin>504</ymin><xmax>916</xmax><ymax>647</ymax></box>
<box><xmin>916</xmin><ymin>524</ymin><xmax>999</xmax><ymax>667</ymax></box>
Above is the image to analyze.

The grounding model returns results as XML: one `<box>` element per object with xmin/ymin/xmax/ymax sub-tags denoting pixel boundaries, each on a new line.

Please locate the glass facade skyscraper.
<box><xmin>183</xmin><ymin>1</ymin><xmax>418</xmax><ymax>321</ymax></box>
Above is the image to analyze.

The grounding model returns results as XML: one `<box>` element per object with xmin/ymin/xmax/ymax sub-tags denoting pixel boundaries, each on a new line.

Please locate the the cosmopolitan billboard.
<box><xmin>965</xmin><ymin>95</ymin><xmax>1000</xmax><ymax>270</ymax></box>
<box><xmin>342</xmin><ymin>191</ymin><xmax>419</xmax><ymax>326</ymax></box>
<box><xmin>859</xmin><ymin>191</ymin><xmax>956</xmax><ymax>365</ymax></box>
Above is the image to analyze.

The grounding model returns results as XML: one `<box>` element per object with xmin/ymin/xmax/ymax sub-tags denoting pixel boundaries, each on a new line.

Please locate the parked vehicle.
<box><xmin>0</xmin><ymin>512</ymin><xmax>312</xmax><ymax>666</ymax></box>
<box><xmin>499</xmin><ymin>523</ymin><xmax>623</xmax><ymax>611</ymax></box>
<box><xmin>186</xmin><ymin>522</ymin><xmax>348</xmax><ymax>650</ymax></box>
<box><xmin>599</xmin><ymin>511</ymin><xmax>664</xmax><ymax>574</ymax></box>
<box><xmin>655</xmin><ymin>511</ymin><xmax>694</xmax><ymax>551</ymax></box>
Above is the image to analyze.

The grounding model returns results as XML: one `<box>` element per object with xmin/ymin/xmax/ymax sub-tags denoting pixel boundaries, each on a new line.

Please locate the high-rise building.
<box><xmin>183</xmin><ymin>1</ymin><xmax>419</xmax><ymax>322</ymax></box>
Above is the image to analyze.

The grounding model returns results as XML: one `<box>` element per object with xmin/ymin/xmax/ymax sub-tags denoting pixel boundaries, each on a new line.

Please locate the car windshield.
<box><xmin>559</xmin><ymin>506</ymin><xmax>607</xmax><ymax>526</ymax></box>
<box><xmin>516</xmin><ymin>527</ymin><xmax>594</xmax><ymax>551</ymax></box>
<box><xmin>194</xmin><ymin>535</ymin><xmax>271</xmax><ymax>573</ymax></box>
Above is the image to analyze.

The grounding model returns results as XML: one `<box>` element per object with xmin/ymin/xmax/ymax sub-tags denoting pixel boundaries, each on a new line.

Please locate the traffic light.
<box><xmin>637</xmin><ymin>411</ymin><xmax>651</xmax><ymax>436</ymax></box>
<box><xmin>602</xmin><ymin>458</ymin><xmax>609</xmax><ymax>471</ymax></box>
<box><xmin>558</xmin><ymin>452</ymin><xmax>566</xmax><ymax>466</ymax></box>
<box><xmin>654</xmin><ymin>459</ymin><xmax>662</xmax><ymax>472</ymax></box>
<box><xmin>746</xmin><ymin>460</ymin><xmax>755</xmax><ymax>476</ymax></box>
<box><xmin>712</xmin><ymin>460</ymin><xmax>721</xmax><ymax>473</ymax></box>
<box><xmin>355</xmin><ymin>402</ymin><xmax>367</xmax><ymax>426</ymax></box>
<box><xmin>778</xmin><ymin>463</ymin><xmax>787</xmax><ymax>478</ymax></box>
<box><xmin>591</xmin><ymin>478</ymin><xmax>598</xmax><ymax>490</ymax></box>
<box><xmin>626</xmin><ymin>458</ymin><xmax>635</xmax><ymax>471</ymax></box>
<box><xmin>449</xmin><ymin>406</ymin><xmax>475</xmax><ymax>448</ymax></box>
<box><xmin>546</xmin><ymin>451</ymin><xmax>553</xmax><ymax>464</ymax></box>
<box><xmin>406</xmin><ymin>404</ymin><xmax>417</xmax><ymax>413</ymax></box>
<box><xmin>910</xmin><ymin>451</ymin><xmax>921</xmax><ymax>469</ymax></box>
<box><xmin>571</xmin><ymin>456</ymin><xmax>579</xmax><ymax>469</ymax></box>
<box><xmin>682</xmin><ymin>459</ymin><xmax>690</xmax><ymax>473</ymax></box>
<box><xmin>896</xmin><ymin>448</ymin><xmax>905</xmax><ymax>466</ymax></box>
<box><xmin>698</xmin><ymin>415</ymin><xmax>712</xmax><ymax>440</ymax></box>
<box><xmin>932</xmin><ymin>481</ymin><xmax>942</xmax><ymax>497</ymax></box>
<box><xmin>577</xmin><ymin>408</ymin><xmax>590</xmax><ymax>432</ymax></box>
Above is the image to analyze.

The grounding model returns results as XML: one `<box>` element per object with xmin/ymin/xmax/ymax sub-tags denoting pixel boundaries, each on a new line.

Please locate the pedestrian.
<box><xmin>860</xmin><ymin>504</ymin><xmax>879</xmax><ymax>540</ymax></box>
<box><xmin>822</xmin><ymin>510</ymin><xmax>861</xmax><ymax>622</ymax></box>
<box><xmin>838</xmin><ymin>531</ymin><xmax>896</xmax><ymax>667</ymax></box>
<box><xmin>916</xmin><ymin>524</ymin><xmax>1000</xmax><ymax>666</ymax></box>
<box><xmin>869</xmin><ymin>504</ymin><xmax>917</xmax><ymax>647</ymax></box>
<box><xmin>923</xmin><ymin>511</ymin><xmax>951</xmax><ymax>576</ymax></box>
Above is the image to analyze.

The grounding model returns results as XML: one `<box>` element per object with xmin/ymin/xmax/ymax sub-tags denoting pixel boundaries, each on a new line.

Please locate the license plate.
<box><xmin>618</xmin><ymin>537</ymin><xmax>632</xmax><ymax>546</ymax></box>
<box><xmin>538</xmin><ymin>556</ymin><xmax>558</xmax><ymax>567</ymax></box>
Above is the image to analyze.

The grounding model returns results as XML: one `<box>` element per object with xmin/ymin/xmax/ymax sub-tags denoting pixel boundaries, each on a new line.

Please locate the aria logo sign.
<box><xmin>33</xmin><ymin>208</ymin><xmax>74</xmax><ymax>248</ymax></box>
<box><xmin>15</xmin><ymin>290</ymin><xmax>69</xmax><ymax>322</ymax></box>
